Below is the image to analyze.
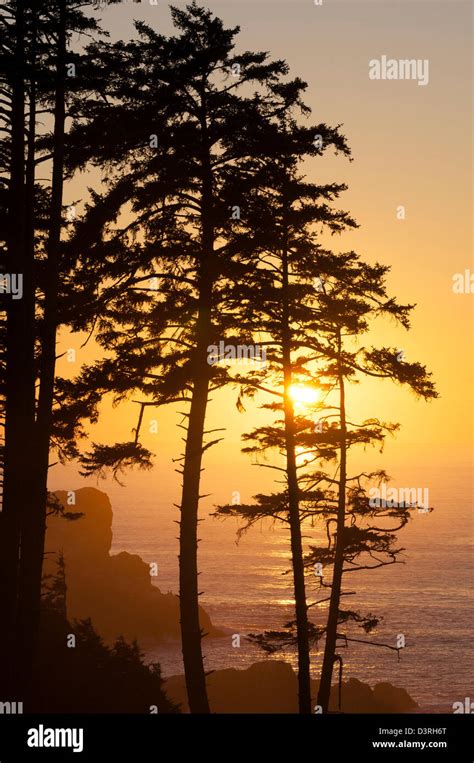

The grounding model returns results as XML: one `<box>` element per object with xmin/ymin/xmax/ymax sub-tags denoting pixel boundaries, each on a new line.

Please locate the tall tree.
<box><xmin>215</xmin><ymin>250</ymin><xmax>436</xmax><ymax>712</ymax></box>
<box><xmin>0</xmin><ymin>0</ymin><xmax>37</xmax><ymax>696</ymax></box>
<box><xmin>0</xmin><ymin>0</ymin><xmax>123</xmax><ymax>702</ymax></box>
<box><xmin>13</xmin><ymin>0</ymin><xmax>68</xmax><ymax>699</ymax></box>
<box><xmin>304</xmin><ymin>254</ymin><xmax>437</xmax><ymax>711</ymax></box>
<box><xmin>212</xmin><ymin>118</ymin><xmax>356</xmax><ymax>712</ymax></box>
<box><xmin>63</xmin><ymin>2</ymin><xmax>307</xmax><ymax>712</ymax></box>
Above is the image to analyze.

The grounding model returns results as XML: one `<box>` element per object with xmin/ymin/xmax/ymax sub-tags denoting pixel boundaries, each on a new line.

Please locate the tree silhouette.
<box><xmin>0</xmin><ymin>0</ymin><xmax>442</xmax><ymax>718</ymax></box>
<box><xmin>62</xmin><ymin>2</ymin><xmax>312</xmax><ymax>713</ymax></box>
<box><xmin>0</xmin><ymin>0</ymin><xmax>36</xmax><ymax>696</ymax></box>
<box><xmin>211</xmin><ymin>108</ymin><xmax>356</xmax><ymax>712</ymax></box>
<box><xmin>215</xmin><ymin>250</ymin><xmax>436</xmax><ymax>712</ymax></box>
<box><xmin>0</xmin><ymin>0</ymin><xmax>123</xmax><ymax>703</ymax></box>
<box><xmin>304</xmin><ymin>254</ymin><xmax>437</xmax><ymax>711</ymax></box>
<box><xmin>39</xmin><ymin>554</ymin><xmax>179</xmax><ymax>713</ymax></box>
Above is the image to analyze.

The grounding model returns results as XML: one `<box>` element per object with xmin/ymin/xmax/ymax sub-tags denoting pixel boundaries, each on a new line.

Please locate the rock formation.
<box><xmin>44</xmin><ymin>487</ymin><xmax>222</xmax><ymax>643</ymax></box>
<box><xmin>165</xmin><ymin>659</ymin><xmax>418</xmax><ymax>713</ymax></box>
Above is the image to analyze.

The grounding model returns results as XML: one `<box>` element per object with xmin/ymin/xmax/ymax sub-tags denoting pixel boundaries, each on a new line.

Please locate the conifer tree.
<box><xmin>0</xmin><ymin>0</ymin><xmax>36</xmax><ymax>694</ymax></box>
<box><xmin>214</xmin><ymin>237</ymin><xmax>436</xmax><ymax>713</ymax></box>
<box><xmin>63</xmin><ymin>2</ymin><xmax>310</xmax><ymax>712</ymax></box>
<box><xmin>0</xmin><ymin>0</ymin><xmax>123</xmax><ymax>702</ymax></box>
<box><xmin>211</xmin><ymin>115</ymin><xmax>357</xmax><ymax>712</ymax></box>
<box><xmin>212</xmin><ymin>116</ymin><xmax>355</xmax><ymax>718</ymax></box>
<box><xmin>304</xmin><ymin>254</ymin><xmax>437</xmax><ymax>711</ymax></box>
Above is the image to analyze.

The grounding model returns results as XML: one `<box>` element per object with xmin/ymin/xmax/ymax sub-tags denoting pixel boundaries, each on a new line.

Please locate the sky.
<box><xmin>52</xmin><ymin>0</ymin><xmax>473</xmax><ymax>506</ymax></box>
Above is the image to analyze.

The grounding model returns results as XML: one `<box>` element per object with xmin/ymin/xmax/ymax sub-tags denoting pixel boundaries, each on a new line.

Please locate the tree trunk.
<box><xmin>317</xmin><ymin>332</ymin><xmax>347</xmax><ymax>712</ymax></box>
<box><xmin>0</xmin><ymin>0</ymin><xmax>36</xmax><ymax>699</ymax></box>
<box><xmin>15</xmin><ymin>0</ymin><xmax>66</xmax><ymax>705</ymax></box>
<box><xmin>178</xmin><ymin>91</ymin><xmax>213</xmax><ymax>714</ymax></box>
<box><xmin>281</xmin><ymin>222</ymin><xmax>312</xmax><ymax>714</ymax></box>
<box><xmin>179</xmin><ymin>326</ymin><xmax>212</xmax><ymax>713</ymax></box>
<box><xmin>283</xmin><ymin>384</ymin><xmax>313</xmax><ymax>713</ymax></box>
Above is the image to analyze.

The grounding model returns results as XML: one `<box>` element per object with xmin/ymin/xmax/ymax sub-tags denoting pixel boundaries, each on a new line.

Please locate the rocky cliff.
<box><xmin>44</xmin><ymin>487</ymin><xmax>223</xmax><ymax>642</ymax></box>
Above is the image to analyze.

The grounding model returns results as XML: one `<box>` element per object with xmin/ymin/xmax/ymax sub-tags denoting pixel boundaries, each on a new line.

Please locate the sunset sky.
<box><xmin>4</xmin><ymin>0</ymin><xmax>474</xmax><ymax>731</ymax></box>
<box><xmin>52</xmin><ymin>0</ymin><xmax>473</xmax><ymax>506</ymax></box>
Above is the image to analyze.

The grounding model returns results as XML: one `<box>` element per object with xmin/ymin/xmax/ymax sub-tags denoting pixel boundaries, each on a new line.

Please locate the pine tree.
<box><xmin>304</xmin><ymin>253</ymin><xmax>437</xmax><ymax>711</ymax></box>
<box><xmin>0</xmin><ymin>0</ymin><xmax>124</xmax><ymax>702</ymax></box>
<box><xmin>214</xmin><ymin>247</ymin><xmax>436</xmax><ymax>713</ymax></box>
<box><xmin>0</xmin><ymin>0</ymin><xmax>38</xmax><ymax>696</ymax></box>
<box><xmin>211</xmin><ymin>116</ymin><xmax>356</xmax><ymax>712</ymax></box>
<box><xmin>62</xmin><ymin>2</ymin><xmax>309</xmax><ymax>713</ymax></box>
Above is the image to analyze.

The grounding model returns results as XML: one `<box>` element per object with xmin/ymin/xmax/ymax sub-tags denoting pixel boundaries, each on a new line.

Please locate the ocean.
<box><xmin>93</xmin><ymin>462</ymin><xmax>474</xmax><ymax>713</ymax></box>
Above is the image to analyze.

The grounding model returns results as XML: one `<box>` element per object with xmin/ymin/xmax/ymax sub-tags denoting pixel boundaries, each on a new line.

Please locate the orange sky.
<box><xmin>52</xmin><ymin>1</ymin><xmax>473</xmax><ymax>504</ymax></box>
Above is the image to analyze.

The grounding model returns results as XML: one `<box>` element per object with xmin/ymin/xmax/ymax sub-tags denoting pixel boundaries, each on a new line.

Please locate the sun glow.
<box><xmin>295</xmin><ymin>445</ymin><xmax>312</xmax><ymax>468</ymax></box>
<box><xmin>288</xmin><ymin>384</ymin><xmax>320</xmax><ymax>406</ymax></box>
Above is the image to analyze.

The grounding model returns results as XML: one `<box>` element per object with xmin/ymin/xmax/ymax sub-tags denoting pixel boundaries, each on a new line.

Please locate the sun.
<box><xmin>288</xmin><ymin>384</ymin><xmax>320</xmax><ymax>406</ymax></box>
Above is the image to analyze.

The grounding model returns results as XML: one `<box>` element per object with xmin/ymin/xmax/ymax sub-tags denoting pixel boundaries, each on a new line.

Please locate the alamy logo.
<box><xmin>27</xmin><ymin>725</ymin><xmax>84</xmax><ymax>753</ymax></box>
<box><xmin>0</xmin><ymin>701</ymin><xmax>23</xmax><ymax>714</ymax></box>
<box><xmin>0</xmin><ymin>273</ymin><xmax>23</xmax><ymax>300</ymax></box>
<box><xmin>452</xmin><ymin>697</ymin><xmax>474</xmax><ymax>713</ymax></box>
<box><xmin>369</xmin><ymin>56</ymin><xmax>429</xmax><ymax>86</ymax></box>
<box><xmin>368</xmin><ymin>484</ymin><xmax>429</xmax><ymax>510</ymax></box>
<box><xmin>207</xmin><ymin>341</ymin><xmax>267</xmax><ymax>366</ymax></box>
<box><xmin>452</xmin><ymin>269</ymin><xmax>474</xmax><ymax>294</ymax></box>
